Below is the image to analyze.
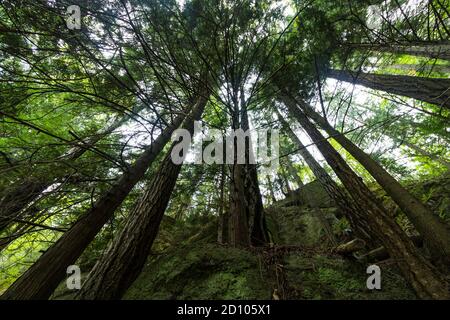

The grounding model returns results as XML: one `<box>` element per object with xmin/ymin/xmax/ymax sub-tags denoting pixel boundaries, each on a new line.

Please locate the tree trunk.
<box><xmin>75</xmin><ymin>93</ymin><xmax>209</xmax><ymax>300</ymax></box>
<box><xmin>284</xmin><ymin>156</ymin><xmax>304</xmax><ymax>188</ymax></box>
<box><xmin>217</xmin><ymin>163</ymin><xmax>228</xmax><ymax>244</ymax></box>
<box><xmin>389</xmin><ymin>64</ymin><xmax>450</xmax><ymax>74</ymax></box>
<box><xmin>285</xmin><ymin>94</ymin><xmax>450</xmax><ymax>267</ymax></box>
<box><xmin>0</xmin><ymin>103</ymin><xmax>190</xmax><ymax>300</ymax></box>
<box><xmin>282</xmin><ymin>98</ymin><xmax>449</xmax><ymax>299</ymax></box>
<box><xmin>0</xmin><ymin>105</ymin><xmax>144</xmax><ymax>233</ymax></box>
<box><xmin>328</xmin><ymin>69</ymin><xmax>450</xmax><ymax>110</ymax></box>
<box><xmin>349</xmin><ymin>41</ymin><xmax>450</xmax><ymax>61</ymax></box>
<box><xmin>228</xmin><ymin>87</ymin><xmax>268</xmax><ymax>247</ymax></box>
<box><xmin>229</xmin><ymin>158</ymin><xmax>252</xmax><ymax>247</ymax></box>
<box><xmin>275</xmin><ymin>109</ymin><xmax>373</xmax><ymax>245</ymax></box>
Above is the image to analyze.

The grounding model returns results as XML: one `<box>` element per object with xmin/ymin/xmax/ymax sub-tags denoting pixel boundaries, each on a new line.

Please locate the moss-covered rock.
<box><xmin>266</xmin><ymin>206</ymin><xmax>338</xmax><ymax>246</ymax></box>
<box><xmin>277</xmin><ymin>180</ymin><xmax>335</xmax><ymax>208</ymax></box>
<box><xmin>124</xmin><ymin>243</ymin><xmax>271</xmax><ymax>300</ymax></box>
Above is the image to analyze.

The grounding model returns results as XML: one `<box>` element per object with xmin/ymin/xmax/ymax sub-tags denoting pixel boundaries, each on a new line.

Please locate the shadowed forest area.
<box><xmin>0</xmin><ymin>0</ymin><xmax>449</xmax><ymax>301</ymax></box>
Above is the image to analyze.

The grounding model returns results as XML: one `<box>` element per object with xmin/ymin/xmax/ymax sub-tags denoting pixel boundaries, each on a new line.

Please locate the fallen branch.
<box><xmin>333</xmin><ymin>238</ymin><xmax>366</xmax><ymax>255</ymax></box>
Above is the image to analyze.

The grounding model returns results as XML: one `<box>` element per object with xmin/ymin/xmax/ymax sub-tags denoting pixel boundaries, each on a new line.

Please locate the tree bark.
<box><xmin>284</xmin><ymin>156</ymin><xmax>304</xmax><ymax>188</ymax></box>
<box><xmin>275</xmin><ymin>109</ymin><xmax>373</xmax><ymax>245</ymax></box>
<box><xmin>281</xmin><ymin>98</ymin><xmax>449</xmax><ymax>299</ymax></box>
<box><xmin>228</xmin><ymin>87</ymin><xmax>268</xmax><ymax>247</ymax></box>
<box><xmin>328</xmin><ymin>69</ymin><xmax>450</xmax><ymax>110</ymax></box>
<box><xmin>217</xmin><ymin>163</ymin><xmax>228</xmax><ymax>244</ymax></box>
<box><xmin>349</xmin><ymin>41</ymin><xmax>450</xmax><ymax>61</ymax></box>
<box><xmin>0</xmin><ymin>104</ymin><xmax>190</xmax><ymax>300</ymax></box>
<box><xmin>285</xmin><ymin>94</ymin><xmax>450</xmax><ymax>267</ymax></box>
<box><xmin>75</xmin><ymin>92</ymin><xmax>209</xmax><ymax>300</ymax></box>
<box><xmin>389</xmin><ymin>64</ymin><xmax>450</xmax><ymax>74</ymax></box>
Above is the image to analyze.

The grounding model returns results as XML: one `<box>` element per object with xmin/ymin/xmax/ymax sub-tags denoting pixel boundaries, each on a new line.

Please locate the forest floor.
<box><xmin>52</xmin><ymin>174</ymin><xmax>450</xmax><ymax>300</ymax></box>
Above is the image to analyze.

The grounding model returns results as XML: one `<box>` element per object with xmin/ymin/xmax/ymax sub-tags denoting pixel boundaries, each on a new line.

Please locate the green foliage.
<box><xmin>1</xmin><ymin>0</ymin><xmax>449</xmax><ymax>300</ymax></box>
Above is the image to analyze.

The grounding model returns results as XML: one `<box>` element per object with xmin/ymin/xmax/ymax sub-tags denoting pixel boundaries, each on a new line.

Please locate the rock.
<box><xmin>266</xmin><ymin>206</ymin><xmax>339</xmax><ymax>246</ymax></box>
<box><xmin>280</xmin><ymin>180</ymin><xmax>335</xmax><ymax>208</ymax></box>
<box><xmin>123</xmin><ymin>243</ymin><xmax>271</xmax><ymax>300</ymax></box>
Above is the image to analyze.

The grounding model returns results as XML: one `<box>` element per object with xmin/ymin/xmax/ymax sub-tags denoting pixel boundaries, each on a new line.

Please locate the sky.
<box><xmin>114</xmin><ymin>0</ymin><xmax>429</xmax><ymax>197</ymax></box>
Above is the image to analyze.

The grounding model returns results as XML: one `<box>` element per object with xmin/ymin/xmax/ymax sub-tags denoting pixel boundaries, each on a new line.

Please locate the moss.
<box><xmin>284</xmin><ymin>254</ymin><xmax>416</xmax><ymax>300</ymax></box>
<box><xmin>124</xmin><ymin>243</ymin><xmax>271</xmax><ymax>300</ymax></box>
<box><xmin>54</xmin><ymin>175</ymin><xmax>450</xmax><ymax>300</ymax></box>
<box><xmin>266</xmin><ymin>206</ymin><xmax>336</xmax><ymax>247</ymax></box>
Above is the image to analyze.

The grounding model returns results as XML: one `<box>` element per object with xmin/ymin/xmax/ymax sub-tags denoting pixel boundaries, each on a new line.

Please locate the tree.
<box><xmin>0</xmin><ymin>99</ymin><xmax>192</xmax><ymax>300</ymax></box>
<box><xmin>75</xmin><ymin>87</ymin><xmax>210</xmax><ymax>300</ymax></box>
<box><xmin>328</xmin><ymin>69</ymin><xmax>450</xmax><ymax>110</ymax></box>
<box><xmin>0</xmin><ymin>104</ymin><xmax>144</xmax><ymax>233</ymax></box>
<box><xmin>283</xmin><ymin>94</ymin><xmax>450</xmax><ymax>267</ymax></box>
<box><xmin>281</xmin><ymin>95</ymin><xmax>449</xmax><ymax>299</ymax></box>
<box><xmin>276</xmin><ymin>102</ymin><xmax>375</xmax><ymax>245</ymax></box>
<box><xmin>347</xmin><ymin>41</ymin><xmax>450</xmax><ymax>61</ymax></box>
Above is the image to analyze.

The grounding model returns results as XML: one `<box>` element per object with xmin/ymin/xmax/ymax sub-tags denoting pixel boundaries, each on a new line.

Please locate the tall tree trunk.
<box><xmin>266</xmin><ymin>176</ymin><xmax>277</xmax><ymax>204</ymax></box>
<box><xmin>275</xmin><ymin>109</ymin><xmax>367</xmax><ymax>245</ymax></box>
<box><xmin>328</xmin><ymin>69</ymin><xmax>450</xmax><ymax>110</ymax></box>
<box><xmin>0</xmin><ymin>104</ymin><xmax>190</xmax><ymax>300</ymax></box>
<box><xmin>228</xmin><ymin>149</ymin><xmax>252</xmax><ymax>247</ymax></box>
<box><xmin>284</xmin><ymin>156</ymin><xmax>304</xmax><ymax>188</ymax></box>
<box><xmin>0</xmin><ymin>105</ymin><xmax>144</xmax><ymax>233</ymax></box>
<box><xmin>228</xmin><ymin>143</ymin><xmax>268</xmax><ymax>245</ymax></box>
<box><xmin>349</xmin><ymin>41</ymin><xmax>450</xmax><ymax>61</ymax></box>
<box><xmin>281</xmin><ymin>98</ymin><xmax>449</xmax><ymax>299</ymax></box>
<box><xmin>389</xmin><ymin>64</ymin><xmax>450</xmax><ymax>74</ymax></box>
<box><xmin>228</xmin><ymin>87</ymin><xmax>268</xmax><ymax>247</ymax></box>
<box><xmin>75</xmin><ymin>93</ymin><xmax>210</xmax><ymax>300</ymax></box>
<box><xmin>279</xmin><ymin>164</ymin><xmax>292</xmax><ymax>194</ymax></box>
<box><xmin>217</xmin><ymin>163</ymin><xmax>228</xmax><ymax>244</ymax></box>
<box><xmin>284</xmin><ymin>94</ymin><xmax>450</xmax><ymax>267</ymax></box>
